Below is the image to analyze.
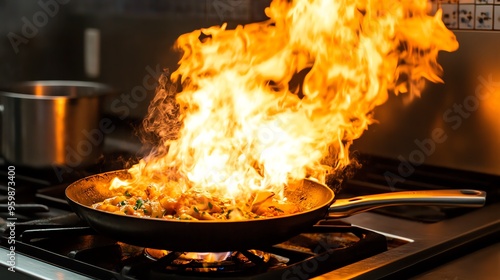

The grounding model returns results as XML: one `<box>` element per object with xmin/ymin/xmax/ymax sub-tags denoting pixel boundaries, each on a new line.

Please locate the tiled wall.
<box><xmin>436</xmin><ymin>0</ymin><xmax>500</xmax><ymax>30</ymax></box>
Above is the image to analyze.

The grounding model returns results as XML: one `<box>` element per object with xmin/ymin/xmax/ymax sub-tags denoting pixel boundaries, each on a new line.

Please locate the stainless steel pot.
<box><xmin>0</xmin><ymin>80</ymin><xmax>114</xmax><ymax>168</ymax></box>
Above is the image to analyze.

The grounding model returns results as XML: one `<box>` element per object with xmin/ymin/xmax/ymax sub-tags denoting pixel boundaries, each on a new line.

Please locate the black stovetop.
<box><xmin>0</xmin><ymin>153</ymin><xmax>499</xmax><ymax>280</ymax></box>
<box><xmin>2</xmin><ymin>215</ymin><xmax>391</xmax><ymax>279</ymax></box>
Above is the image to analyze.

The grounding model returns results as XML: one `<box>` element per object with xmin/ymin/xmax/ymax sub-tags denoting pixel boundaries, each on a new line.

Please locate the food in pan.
<box><xmin>92</xmin><ymin>186</ymin><xmax>300</xmax><ymax>220</ymax></box>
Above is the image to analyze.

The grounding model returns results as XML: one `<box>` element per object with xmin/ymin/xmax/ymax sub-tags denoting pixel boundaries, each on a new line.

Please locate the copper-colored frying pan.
<box><xmin>65</xmin><ymin>170</ymin><xmax>486</xmax><ymax>252</ymax></box>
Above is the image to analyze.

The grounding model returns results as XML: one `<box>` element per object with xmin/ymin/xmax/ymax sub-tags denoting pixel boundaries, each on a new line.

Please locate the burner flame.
<box><xmin>145</xmin><ymin>248</ymin><xmax>231</xmax><ymax>262</ymax></box>
<box><xmin>184</xmin><ymin>252</ymin><xmax>232</xmax><ymax>262</ymax></box>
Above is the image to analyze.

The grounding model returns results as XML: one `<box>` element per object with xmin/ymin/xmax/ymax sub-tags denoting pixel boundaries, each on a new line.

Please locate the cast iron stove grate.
<box><xmin>1</xmin><ymin>215</ymin><xmax>387</xmax><ymax>279</ymax></box>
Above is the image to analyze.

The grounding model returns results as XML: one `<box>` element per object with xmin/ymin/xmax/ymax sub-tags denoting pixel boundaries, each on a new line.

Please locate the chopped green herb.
<box><xmin>134</xmin><ymin>199</ymin><xmax>144</xmax><ymax>210</ymax></box>
<box><xmin>124</xmin><ymin>190</ymin><xmax>131</xmax><ymax>197</ymax></box>
<box><xmin>208</xmin><ymin>201</ymin><xmax>213</xmax><ymax>210</ymax></box>
<box><xmin>193</xmin><ymin>206</ymin><xmax>199</xmax><ymax>213</ymax></box>
<box><xmin>119</xmin><ymin>201</ymin><xmax>126</xmax><ymax>206</ymax></box>
<box><xmin>143</xmin><ymin>209</ymin><xmax>148</xmax><ymax>214</ymax></box>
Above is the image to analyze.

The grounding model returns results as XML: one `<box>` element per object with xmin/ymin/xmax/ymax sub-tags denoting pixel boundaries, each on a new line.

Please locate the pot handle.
<box><xmin>327</xmin><ymin>189</ymin><xmax>486</xmax><ymax>219</ymax></box>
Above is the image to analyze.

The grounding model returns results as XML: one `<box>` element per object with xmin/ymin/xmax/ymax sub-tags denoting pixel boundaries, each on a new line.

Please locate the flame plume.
<box><xmin>112</xmin><ymin>0</ymin><xmax>458</xmax><ymax>208</ymax></box>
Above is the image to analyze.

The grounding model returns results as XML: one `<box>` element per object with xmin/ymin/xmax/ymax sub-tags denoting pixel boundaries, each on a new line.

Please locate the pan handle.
<box><xmin>327</xmin><ymin>189</ymin><xmax>486</xmax><ymax>219</ymax></box>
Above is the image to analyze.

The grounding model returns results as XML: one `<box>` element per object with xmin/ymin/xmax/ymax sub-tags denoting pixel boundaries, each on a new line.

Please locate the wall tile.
<box><xmin>475</xmin><ymin>0</ymin><xmax>494</xmax><ymax>4</ymax></box>
<box><xmin>458</xmin><ymin>4</ymin><xmax>475</xmax><ymax>29</ymax></box>
<box><xmin>441</xmin><ymin>4</ymin><xmax>459</xmax><ymax>29</ymax></box>
<box><xmin>475</xmin><ymin>5</ymin><xmax>493</xmax><ymax>29</ymax></box>
<box><xmin>494</xmin><ymin>6</ymin><xmax>500</xmax><ymax>29</ymax></box>
<box><xmin>439</xmin><ymin>0</ymin><xmax>500</xmax><ymax>30</ymax></box>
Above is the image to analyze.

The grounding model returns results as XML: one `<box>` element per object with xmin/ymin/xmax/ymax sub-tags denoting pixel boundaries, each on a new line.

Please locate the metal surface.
<box><xmin>0</xmin><ymin>81</ymin><xmax>114</xmax><ymax>168</ymax></box>
<box><xmin>65</xmin><ymin>170</ymin><xmax>486</xmax><ymax>252</ymax></box>
<box><xmin>353</xmin><ymin>31</ymin><xmax>500</xmax><ymax>176</ymax></box>
<box><xmin>410</xmin><ymin>242</ymin><xmax>500</xmax><ymax>280</ymax></box>
<box><xmin>312</xmin><ymin>203</ymin><xmax>500</xmax><ymax>280</ymax></box>
<box><xmin>327</xmin><ymin>189</ymin><xmax>485</xmax><ymax>218</ymax></box>
<box><xmin>0</xmin><ymin>248</ymin><xmax>92</xmax><ymax>280</ymax></box>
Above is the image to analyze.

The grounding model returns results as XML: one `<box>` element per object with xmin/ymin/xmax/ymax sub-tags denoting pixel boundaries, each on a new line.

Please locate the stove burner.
<box><xmin>1</xmin><ymin>218</ymin><xmax>389</xmax><ymax>279</ymax></box>
<box><xmin>144</xmin><ymin>249</ymin><xmax>277</xmax><ymax>273</ymax></box>
<box><xmin>145</xmin><ymin>249</ymin><xmax>233</xmax><ymax>262</ymax></box>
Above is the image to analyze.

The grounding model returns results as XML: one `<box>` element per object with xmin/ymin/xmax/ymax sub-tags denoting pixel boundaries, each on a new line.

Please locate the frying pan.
<box><xmin>65</xmin><ymin>170</ymin><xmax>486</xmax><ymax>252</ymax></box>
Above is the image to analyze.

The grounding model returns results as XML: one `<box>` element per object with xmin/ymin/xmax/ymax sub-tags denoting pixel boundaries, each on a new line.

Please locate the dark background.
<box><xmin>0</xmin><ymin>0</ymin><xmax>271</xmax><ymax>118</ymax></box>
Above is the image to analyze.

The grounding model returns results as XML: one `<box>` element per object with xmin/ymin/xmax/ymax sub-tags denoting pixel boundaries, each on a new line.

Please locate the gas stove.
<box><xmin>0</xmin><ymin>215</ymin><xmax>391</xmax><ymax>279</ymax></box>
<box><xmin>0</xmin><ymin>151</ymin><xmax>499</xmax><ymax>279</ymax></box>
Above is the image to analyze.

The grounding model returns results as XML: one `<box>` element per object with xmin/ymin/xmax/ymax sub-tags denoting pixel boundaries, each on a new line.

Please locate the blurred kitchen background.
<box><xmin>0</xmin><ymin>0</ymin><xmax>272</xmax><ymax>119</ymax></box>
<box><xmin>1</xmin><ymin>0</ymin><xmax>499</xmax><ymax>175</ymax></box>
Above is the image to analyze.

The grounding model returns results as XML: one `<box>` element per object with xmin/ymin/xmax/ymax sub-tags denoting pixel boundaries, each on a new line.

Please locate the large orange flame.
<box><xmin>111</xmin><ymin>0</ymin><xmax>458</xmax><ymax>207</ymax></box>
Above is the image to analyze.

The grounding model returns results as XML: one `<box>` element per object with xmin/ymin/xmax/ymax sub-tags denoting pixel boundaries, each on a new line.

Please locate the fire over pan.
<box><xmin>65</xmin><ymin>170</ymin><xmax>486</xmax><ymax>252</ymax></box>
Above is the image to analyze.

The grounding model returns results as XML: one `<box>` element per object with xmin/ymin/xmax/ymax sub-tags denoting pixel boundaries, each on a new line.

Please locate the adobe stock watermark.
<box><xmin>257</xmin><ymin>115</ymin><xmax>288</xmax><ymax>146</ymax></box>
<box><xmin>7</xmin><ymin>0</ymin><xmax>71</xmax><ymax>54</ymax></box>
<box><xmin>281</xmin><ymin>238</ymin><xmax>338</xmax><ymax>280</ymax></box>
<box><xmin>209</xmin><ymin>0</ymin><xmax>248</xmax><ymax>21</ymax></box>
<box><xmin>51</xmin><ymin>64</ymin><xmax>164</xmax><ymax>182</ymax></box>
<box><xmin>384</xmin><ymin>74</ymin><xmax>500</xmax><ymax>189</ymax></box>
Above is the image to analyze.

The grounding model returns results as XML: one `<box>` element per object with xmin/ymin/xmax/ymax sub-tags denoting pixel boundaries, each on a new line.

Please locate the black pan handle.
<box><xmin>327</xmin><ymin>189</ymin><xmax>486</xmax><ymax>219</ymax></box>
